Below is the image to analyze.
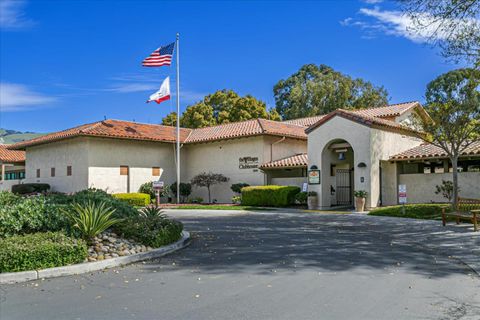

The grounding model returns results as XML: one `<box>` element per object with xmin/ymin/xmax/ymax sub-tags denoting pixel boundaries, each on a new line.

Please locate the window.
<box><xmin>36</xmin><ymin>169</ymin><xmax>40</xmax><ymax>178</ymax></box>
<box><xmin>51</xmin><ymin>167</ymin><xmax>55</xmax><ymax>177</ymax></box>
<box><xmin>152</xmin><ymin>167</ymin><xmax>161</xmax><ymax>176</ymax></box>
<box><xmin>67</xmin><ymin>166</ymin><xmax>72</xmax><ymax>176</ymax></box>
<box><xmin>120</xmin><ymin>166</ymin><xmax>129</xmax><ymax>175</ymax></box>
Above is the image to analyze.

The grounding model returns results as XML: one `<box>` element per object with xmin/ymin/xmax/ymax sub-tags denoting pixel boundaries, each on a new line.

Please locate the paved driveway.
<box><xmin>1</xmin><ymin>210</ymin><xmax>480</xmax><ymax>320</ymax></box>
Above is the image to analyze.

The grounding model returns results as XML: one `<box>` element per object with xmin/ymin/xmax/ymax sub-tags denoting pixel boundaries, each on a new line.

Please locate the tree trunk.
<box><xmin>451</xmin><ymin>156</ymin><xmax>459</xmax><ymax>210</ymax></box>
<box><xmin>207</xmin><ymin>186</ymin><xmax>211</xmax><ymax>203</ymax></box>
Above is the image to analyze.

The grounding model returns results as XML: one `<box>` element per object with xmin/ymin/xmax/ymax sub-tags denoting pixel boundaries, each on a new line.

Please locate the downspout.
<box><xmin>270</xmin><ymin>137</ymin><xmax>286</xmax><ymax>162</ymax></box>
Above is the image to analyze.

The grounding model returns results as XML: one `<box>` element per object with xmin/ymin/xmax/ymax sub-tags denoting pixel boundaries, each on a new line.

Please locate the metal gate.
<box><xmin>336</xmin><ymin>169</ymin><xmax>352</xmax><ymax>206</ymax></box>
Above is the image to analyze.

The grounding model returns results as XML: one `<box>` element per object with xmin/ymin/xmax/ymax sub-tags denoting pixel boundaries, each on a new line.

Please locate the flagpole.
<box><xmin>175</xmin><ymin>33</ymin><xmax>180</xmax><ymax>204</ymax></box>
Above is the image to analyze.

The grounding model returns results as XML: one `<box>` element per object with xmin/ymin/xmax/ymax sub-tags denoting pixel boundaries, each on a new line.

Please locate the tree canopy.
<box><xmin>162</xmin><ymin>89</ymin><xmax>280</xmax><ymax>128</ymax></box>
<box><xmin>399</xmin><ymin>0</ymin><xmax>480</xmax><ymax>67</ymax></box>
<box><xmin>273</xmin><ymin>64</ymin><xmax>389</xmax><ymax>120</ymax></box>
<box><xmin>418</xmin><ymin>68</ymin><xmax>480</xmax><ymax>208</ymax></box>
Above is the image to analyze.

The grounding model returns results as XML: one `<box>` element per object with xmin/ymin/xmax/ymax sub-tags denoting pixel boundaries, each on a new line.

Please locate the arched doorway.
<box><xmin>320</xmin><ymin>139</ymin><xmax>355</xmax><ymax>208</ymax></box>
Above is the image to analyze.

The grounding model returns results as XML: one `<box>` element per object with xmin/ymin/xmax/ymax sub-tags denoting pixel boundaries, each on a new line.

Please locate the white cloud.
<box><xmin>362</xmin><ymin>0</ymin><xmax>383</xmax><ymax>4</ymax></box>
<box><xmin>342</xmin><ymin>7</ymin><xmax>479</xmax><ymax>43</ymax></box>
<box><xmin>0</xmin><ymin>82</ymin><xmax>56</xmax><ymax>111</ymax></box>
<box><xmin>0</xmin><ymin>0</ymin><xmax>34</xmax><ymax>29</ymax></box>
<box><xmin>105</xmin><ymin>83</ymin><xmax>158</xmax><ymax>93</ymax></box>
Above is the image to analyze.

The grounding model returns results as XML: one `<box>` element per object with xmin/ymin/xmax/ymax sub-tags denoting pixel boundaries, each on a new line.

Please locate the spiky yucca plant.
<box><xmin>139</xmin><ymin>206</ymin><xmax>166</xmax><ymax>219</ymax></box>
<box><xmin>63</xmin><ymin>201</ymin><xmax>123</xmax><ymax>242</ymax></box>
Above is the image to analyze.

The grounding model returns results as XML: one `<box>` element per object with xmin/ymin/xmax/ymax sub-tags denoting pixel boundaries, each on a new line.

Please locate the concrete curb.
<box><xmin>0</xmin><ymin>231</ymin><xmax>190</xmax><ymax>285</ymax></box>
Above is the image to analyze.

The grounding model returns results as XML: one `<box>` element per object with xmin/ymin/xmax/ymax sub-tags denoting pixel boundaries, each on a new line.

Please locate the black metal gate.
<box><xmin>336</xmin><ymin>169</ymin><xmax>352</xmax><ymax>206</ymax></box>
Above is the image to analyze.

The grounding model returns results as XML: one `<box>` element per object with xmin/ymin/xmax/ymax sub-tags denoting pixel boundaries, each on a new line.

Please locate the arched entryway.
<box><xmin>320</xmin><ymin>139</ymin><xmax>355</xmax><ymax>208</ymax></box>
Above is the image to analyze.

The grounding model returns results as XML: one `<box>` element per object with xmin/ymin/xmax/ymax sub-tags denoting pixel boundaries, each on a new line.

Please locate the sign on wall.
<box><xmin>239</xmin><ymin>157</ymin><xmax>259</xmax><ymax>169</ymax></box>
<box><xmin>398</xmin><ymin>184</ymin><xmax>407</xmax><ymax>204</ymax></box>
<box><xmin>308</xmin><ymin>170</ymin><xmax>320</xmax><ymax>184</ymax></box>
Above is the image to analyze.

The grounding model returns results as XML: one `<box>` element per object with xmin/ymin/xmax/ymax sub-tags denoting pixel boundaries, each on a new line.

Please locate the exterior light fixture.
<box><xmin>357</xmin><ymin>162</ymin><xmax>367</xmax><ymax>168</ymax></box>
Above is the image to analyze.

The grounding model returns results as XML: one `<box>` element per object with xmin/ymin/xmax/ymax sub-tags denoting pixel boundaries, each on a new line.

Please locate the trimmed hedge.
<box><xmin>113</xmin><ymin>193</ymin><xmax>151</xmax><ymax>207</ymax></box>
<box><xmin>12</xmin><ymin>183</ymin><xmax>50</xmax><ymax>194</ymax></box>
<box><xmin>368</xmin><ymin>204</ymin><xmax>452</xmax><ymax>220</ymax></box>
<box><xmin>241</xmin><ymin>185</ymin><xmax>301</xmax><ymax>207</ymax></box>
<box><xmin>0</xmin><ymin>232</ymin><xmax>88</xmax><ymax>273</ymax></box>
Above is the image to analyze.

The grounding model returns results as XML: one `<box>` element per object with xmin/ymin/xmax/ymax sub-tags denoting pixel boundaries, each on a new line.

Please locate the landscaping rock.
<box><xmin>86</xmin><ymin>231</ymin><xmax>152</xmax><ymax>262</ymax></box>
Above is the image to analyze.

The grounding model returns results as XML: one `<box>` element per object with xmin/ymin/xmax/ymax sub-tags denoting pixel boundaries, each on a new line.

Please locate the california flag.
<box><xmin>147</xmin><ymin>77</ymin><xmax>170</xmax><ymax>104</ymax></box>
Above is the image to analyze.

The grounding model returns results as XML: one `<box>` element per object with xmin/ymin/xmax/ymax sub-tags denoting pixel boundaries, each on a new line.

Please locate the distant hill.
<box><xmin>0</xmin><ymin>128</ymin><xmax>46</xmax><ymax>144</ymax></box>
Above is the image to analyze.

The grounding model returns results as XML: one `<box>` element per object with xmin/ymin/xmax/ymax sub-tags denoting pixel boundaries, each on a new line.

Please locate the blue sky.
<box><xmin>0</xmin><ymin>0</ymin><xmax>463</xmax><ymax>133</ymax></box>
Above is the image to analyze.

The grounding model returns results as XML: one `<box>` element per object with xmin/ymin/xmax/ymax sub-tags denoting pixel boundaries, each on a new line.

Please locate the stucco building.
<box><xmin>7</xmin><ymin>102</ymin><xmax>480</xmax><ymax>208</ymax></box>
<box><xmin>0</xmin><ymin>145</ymin><xmax>25</xmax><ymax>191</ymax></box>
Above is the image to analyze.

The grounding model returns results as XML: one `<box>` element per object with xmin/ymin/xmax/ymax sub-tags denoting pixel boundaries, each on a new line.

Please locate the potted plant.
<box><xmin>354</xmin><ymin>190</ymin><xmax>368</xmax><ymax>212</ymax></box>
<box><xmin>307</xmin><ymin>191</ymin><xmax>318</xmax><ymax>210</ymax></box>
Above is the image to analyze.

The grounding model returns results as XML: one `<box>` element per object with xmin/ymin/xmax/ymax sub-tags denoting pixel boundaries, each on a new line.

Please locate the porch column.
<box><xmin>1</xmin><ymin>163</ymin><xmax>5</xmax><ymax>182</ymax></box>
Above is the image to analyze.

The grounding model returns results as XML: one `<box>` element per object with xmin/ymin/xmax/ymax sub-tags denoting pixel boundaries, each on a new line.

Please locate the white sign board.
<box><xmin>153</xmin><ymin>181</ymin><xmax>164</xmax><ymax>190</ymax></box>
<box><xmin>398</xmin><ymin>184</ymin><xmax>407</xmax><ymax>204</ymax></box>
<box><xmin>302</xmin><ymin>182</ymin><xmax>308</xmax><ymax>192</ymax></box>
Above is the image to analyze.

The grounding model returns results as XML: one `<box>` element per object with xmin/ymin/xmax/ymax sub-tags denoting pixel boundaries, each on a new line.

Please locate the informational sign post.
<box><xmin>308</xmin><ymin>170</ymin><xmax>320</xmax><ymax>185</ymax></box>
<box><xmin>398</xmin><ymin>184</ymin><xmax>407</xmax><ymax>204</ymax></box>
<box><xmin>302</xmin><ymin>182</ymin><xmax>308</xmax><ymax>192</ymax></box>
<box><xmin>153</xmin><ymin>181</ymin><xmax>165</xmax><ymax>207</ymax></box>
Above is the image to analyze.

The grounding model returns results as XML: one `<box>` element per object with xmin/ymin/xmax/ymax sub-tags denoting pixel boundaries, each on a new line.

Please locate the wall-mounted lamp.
<box><xmin>357</xmin><ymin>162</ymin><xmax>367</xmax><ymax>168</ymax></box>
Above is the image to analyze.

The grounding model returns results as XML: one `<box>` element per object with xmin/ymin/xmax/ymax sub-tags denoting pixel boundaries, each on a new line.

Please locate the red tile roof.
<box><xmin>305</xmin><ymin>109</ymin><xmax>424</xmax><ymax>137</ymax></box>
<box><xmin>260</xmin><ymin>153</ymin><xmax>308</xmax><ymax>169</ymax></box>
<box><xmin>186</xmin><ymin>118</ymin><xmax>307</xmax><ymax>143</ymax></box>
<box><xmin>9</xmin><ymin>118</ymin><xmax>306</xmax><ymax>150</ymax></box>
<box><xmin>0</xmin><ymin>145</ymin><xmax>25</xmax><ymax>163</ymax></box>
<box><xmin>282</xmin><ymin>101</ymin><xmax>428</xmax><ymax>127</ymax></box>
<box><xmin>352</xmin><ymin>101</ymin><xmax>420</xmax><ymax>118</ymax></box>
<box><xmin>8</xmin><ymin>120</ymin><xmax>193</xmax><ymax>150</ymax></box>
<box><xmin>390</xmin><ymin>141</ymin><xmax>480</xmax><ymax>160</ymax></box>
<box><xmin>8</xmin><ymin>102</ymin><xmax>426</xmax><ymax>150</ymax></box>
<box><xmin>282</xmin><ymin>115</ymin><xmax>326</xmax><ymax>127</ymax></box>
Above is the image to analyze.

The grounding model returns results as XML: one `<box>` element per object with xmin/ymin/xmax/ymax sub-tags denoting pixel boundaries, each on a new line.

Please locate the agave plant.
<box><xmin>139</xmin><ymin>206</ymin><xmax>167</xmax><ymax>219</ymax></box>
<box><xmin>63</xmin><ymin>200</ymin><xmax>123</xmax><ymax>242</ymax></box>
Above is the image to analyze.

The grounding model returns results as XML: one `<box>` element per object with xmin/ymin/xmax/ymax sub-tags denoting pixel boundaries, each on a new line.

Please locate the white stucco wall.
<box><xmin>24</xmin><ymin>138</ymin><xmax>90</xmax><ymax>192</ymax></box>
<box><xmin>307</xmin><ymin>116</ymin><xmax>372</xmax><ymax>209</ymax></box>
<box><xmin>87</xmin><ymin>138</ymin><xmax>177</xmax><ymax>194</ymax></box>
<box><xmin>398</xmin><ymin>172</ymin><xmax>480</xmax><ymax>203</ymax></box>
<box><xmin>182</xmin><ymin>137</ymin><xmax>266</xmax><ymax>203</ymax></box>
<box><xmin>370</xmin><ymin>129</ymin><xmax>423</xmax><ymax>207</ymax></box>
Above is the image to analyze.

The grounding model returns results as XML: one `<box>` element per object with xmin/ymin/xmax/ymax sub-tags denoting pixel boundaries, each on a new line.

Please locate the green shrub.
<box><xmin>368</xmin><ymin>204</ymin><xmax>451</xmax><ymax>220</ymax></box>
<box><xmin>295</xmin><ymin>192</ymin><xmax>308</xmax><ymax>205</ymax></box>
<box><xmin>112</xmin><ymin>193</ymin><xmax>151</xmax><ymax>207</ymax></box>
<box><xmin>188</xmin><ymin>197</ymin><xmax>203</xmax><ymax>203</ymax></box>
<box><xmin>0</xmin><ymin>232</ymin><xmax>88</xmax><ymax>273</ymax></box>
<box><xmin>62</xmin><ymin>201</ymin><xmax>123</xmax><ymax>242</ymax></box>
<box><xmin>232</xmin><ymin>195</ymin><xmax>241</xmax><ymax>204</ymax></box>
<box><xmin>241</xmin><ymin>185</ymin><xmax>301</xmax><ymax>207</ymax></box>
<box><xmin>169</xmin><ymin>182</ymin><xmax>192</xmax><ymax>200</ymax></box>
<box><xmin>116</xmin><ymin>212</ymin><xmax>183</xmax><ymax>248</ymax></box>
<box><xmin>231</xmin><ymin>183</ymin><xmax>250</xmax><ymax>194</ymax></box>
<box><xmin>71</xmin><ymin>189</ymin><xmax>139</xmax><ymax>220</ymax></box>
<box><xmin>0</xmin><ymin>195</ymin><xmax>70</xmax><ymax>238</ymax></box>
<box><xmin>0</xmin><ymin>191</ymin><xmax>21</xmax><ymax>206</ymax></box>
<box><xmin>11</xmin><ymin>183</ymin><xmax>50</xmax><ymax>194</ymax></box>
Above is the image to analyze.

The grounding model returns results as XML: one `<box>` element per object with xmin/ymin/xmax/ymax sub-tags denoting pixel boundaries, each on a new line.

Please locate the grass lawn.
<box><xmin>368</xmin><ymin>204</ymin><xmax>450</xmax><ymax>220</ymax></box>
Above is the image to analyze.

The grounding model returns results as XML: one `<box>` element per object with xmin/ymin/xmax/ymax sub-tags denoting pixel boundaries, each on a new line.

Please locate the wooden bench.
<box><xmin>442</xmin><ymin>197</ymin><xmax>480</xmax><ymax>232</ymax></box>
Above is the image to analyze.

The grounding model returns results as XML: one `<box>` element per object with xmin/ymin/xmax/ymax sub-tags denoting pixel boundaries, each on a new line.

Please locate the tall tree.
<box><xmin>161</xmin><ymin>89</ymin><xmax>279</xmax><ymax>128</ymax></box>
<box><xmin>417</xmin><ymin>68</ymin><xmax>480</xmax><ymax>209</ymax></box>
<box><xmin>399</xmin><ymin>0</ymin><xmax>480</xmax><ymax>67</ymax></box>
<box><xmin>273</xmin><ymin>64</ymin><xmax>389</xmax><ymax>120</ymax></box>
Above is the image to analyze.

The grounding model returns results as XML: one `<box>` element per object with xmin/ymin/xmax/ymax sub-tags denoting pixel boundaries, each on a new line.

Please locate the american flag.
<box><xmin>142</xmin><ymin>42</ymin><xmax>175</xmax><ymax>67</ymax></box>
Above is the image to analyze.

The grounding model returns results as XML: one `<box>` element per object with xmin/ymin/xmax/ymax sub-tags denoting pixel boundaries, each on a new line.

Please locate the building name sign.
<box><xmin>239</xmin><ymin>157</ymin><xmax>259</xmax><ymax>169</ymax></box>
